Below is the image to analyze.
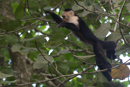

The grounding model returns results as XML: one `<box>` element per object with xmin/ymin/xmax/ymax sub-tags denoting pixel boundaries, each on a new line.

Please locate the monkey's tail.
<box><xmin>96</xmin><ymin>58</ymin><xmax>112</xmax><ymax>81</ymax></box>
<box><xmin>93</xmin><ymin>42</ymin><xmax>111</xmax><ymax>69</ymax></box>
<box><xmin>100</xmin><ymin>40</ymin><xmax>117</xmax><ymax>60</ymax></box>
<box><xmin>93</xmin><ymin>42</ymin><xmax>112</xmax><ymax>81</ymax></box>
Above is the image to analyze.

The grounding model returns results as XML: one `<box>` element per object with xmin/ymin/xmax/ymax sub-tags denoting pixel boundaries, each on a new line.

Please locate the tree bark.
<box><xmin>0</xmin><ymin>0</ymin><xmax>32</xmax><ymax>86</ymax></box>
<box><xmin>8</xmin><ymin>49</ymin><xmax>32</xmax><ymax>87</ymax></box>
<box><xmin>0</xmin><ymin>0</ymin><xmax>14</xmax><ymax>19</ymax></box>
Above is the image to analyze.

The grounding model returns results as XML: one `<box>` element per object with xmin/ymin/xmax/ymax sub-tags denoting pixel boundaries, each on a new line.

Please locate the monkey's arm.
<box><xmin>58</xmin><ymin>22</ymin><xmax>79</xmax><ymax>31</ymax></box>
<box><xmin>45</xmin><ymin>11</ymin><xmax>62</xmax><ymax>24</ymax></box>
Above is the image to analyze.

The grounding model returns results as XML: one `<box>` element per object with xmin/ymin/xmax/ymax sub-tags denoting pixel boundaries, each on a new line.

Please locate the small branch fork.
<box><xmin>35</xmin><ymin>41</ymin><xmax>65</xmax><ymax>79</ymax></box>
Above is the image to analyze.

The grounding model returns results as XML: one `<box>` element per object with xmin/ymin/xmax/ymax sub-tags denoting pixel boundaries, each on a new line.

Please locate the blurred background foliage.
<box><xmin>0</xmin><ymin>0</ymin><xmax>130</xmax><ymax>87</ymax></box>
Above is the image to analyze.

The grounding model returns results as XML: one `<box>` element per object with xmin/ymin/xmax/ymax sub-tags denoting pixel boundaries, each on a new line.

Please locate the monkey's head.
<box><xmin>62</xmin><ymin>9</ymin><xmax>75</xmax><ymax>22</ymax></box>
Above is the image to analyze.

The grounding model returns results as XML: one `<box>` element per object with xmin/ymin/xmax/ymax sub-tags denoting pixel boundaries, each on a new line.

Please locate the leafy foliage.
<box><xmin>0</xmin><ymin>0</ymin><xmax>130</xmax><ymax>87</ymax></box>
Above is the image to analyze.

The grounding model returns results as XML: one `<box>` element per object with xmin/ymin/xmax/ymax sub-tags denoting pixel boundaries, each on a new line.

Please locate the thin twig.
<box><xmin>118</xmin><ymin>0</ymin><xmax>130</xmax><ymax>48</ymax></box>
<box><xmin>34</xmin><ymin>29</ymin><xmax>53</xmax><ymax>36</ymax></box>
<box><xmin>123</xmin><ymin>22</ymin><xmax>130</xmax><ymax>33</ymax></box>
<box><xmin>0</xmin><ymin>45</ymin><xmax>10</xmax><ymax>49</ymax></box>
<box><xmin>26</xmin><ymin>0</ymin><xmax>42</xmax><ymax>20</ymax></box>
<box><xmin>64</xmin><ymin>43</ymin><xmax>87</xmax><ymax>65</ymax></box>
<box><xmin>0</xmin><ymin>19</ymin><xmax>41</xmax><ymax>35</ymax></box>
<box><xmin>73</xmin><ymin>0</ymin><xmax>130</xmax><ymax>29</ymax></box>
<box><xmin>114</xmin><ymin>0</ymin><xmax>126</xmax><ymax>31</ymax></box>
<box><xmin>64</xmin><ymin>43</ymin><xmax>84</xmax><ymax>71</ymax></box>
<box><xmin>14</xmin><ymin>61</ymin><xmax>130</xmax><ymax>87</ymax></box>
<box><xmin>109</xmin><ymin>0</ymin><xmax>115</xmax><ymax>15</ymax></box>
<box><xmin>35</xmin><ymin>41</ymin><xmax>64</xmax><ymax>77</ymax></box>
<box><xmin>52</xmin><ymin>0</ymin><xmax>66</xmax><ymax>11</ymax></box>
<box><xmin>57</xmin><ymin>64</ymin><xmax>95</xmax><ymax>87</ymax></box>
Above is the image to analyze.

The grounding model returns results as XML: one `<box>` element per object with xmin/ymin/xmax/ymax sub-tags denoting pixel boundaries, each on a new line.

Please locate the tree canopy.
<box><xmin>0</xmin><ymin>0</ymin><xmax>130</xmax><ymax>87</ymax></box>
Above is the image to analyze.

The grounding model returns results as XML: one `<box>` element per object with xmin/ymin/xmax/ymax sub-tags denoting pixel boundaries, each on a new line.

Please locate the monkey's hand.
<box><xmin>58</xmin><ymin>22</ymin><xmax>79</xmax><ymax>31</ymax></box>
<box><xmin>44</xmin><ymin>10</ymin><xmax>62</xmax><ymax>24</ymax></box>
<box><xmin>44</xmin><ymin>10</ymin><xmax>53</xmax><ymax>14</ymax></box>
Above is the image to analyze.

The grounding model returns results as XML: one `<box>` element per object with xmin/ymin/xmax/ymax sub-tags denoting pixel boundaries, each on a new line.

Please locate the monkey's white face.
<box><xmin>62</xmin><ymin>10</ymin><xmax>79</xmax><ymax>27</ymax></box>
<box><xmin>62</xmin><ymin>10</ymin><xmax>74</xmax><ymax>22</ymax></box>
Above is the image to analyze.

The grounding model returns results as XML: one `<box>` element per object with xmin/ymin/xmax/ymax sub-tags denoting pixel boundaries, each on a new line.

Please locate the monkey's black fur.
<box><xmin>45</xmin><ymin>9</ymin><xmax>117</xmax><ymax>81</ymax></box>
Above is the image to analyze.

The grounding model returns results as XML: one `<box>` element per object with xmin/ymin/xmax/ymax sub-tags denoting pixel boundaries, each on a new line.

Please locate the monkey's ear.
<box><xmin>70</xmin><ymin>11</ymin><xmax>74</xmax><ymax>16</ymax></box>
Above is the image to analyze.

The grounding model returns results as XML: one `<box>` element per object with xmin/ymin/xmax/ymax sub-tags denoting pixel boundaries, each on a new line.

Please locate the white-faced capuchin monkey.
<box><xmin>45</xmin><ymin>9</ymin><xmax>117</xmax><ymax>81</ymax></box>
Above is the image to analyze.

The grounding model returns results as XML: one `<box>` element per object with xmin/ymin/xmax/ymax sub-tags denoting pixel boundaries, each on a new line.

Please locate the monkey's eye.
<box><xmin>62</xmin><ymin>15</ymin><xmax>65</xmax><ymax>18</ymax></box>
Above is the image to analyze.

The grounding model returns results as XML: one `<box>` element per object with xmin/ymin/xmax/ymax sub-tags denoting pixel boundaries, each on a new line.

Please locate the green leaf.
<box><xmin>33</xmin><ymin>55</ymin><xmax>53</xmax><ymax>69</ymax></box>
<box><xmin>22</xmin><ymin>15</ymin><xmax>33</xmax><ymax>20</ymax></box>
<box><xmin>28</xmin><ymin>51</ymin><xmax>39</xmax><ymax>61</ymax></box>
<box><xmin>14</xmin><ymin>3</ymin><xmax>24</xmax><ymax>19</ymax></box>
<box><xmin>56</xmin><ymin>61</ymin><xmax>69</xmax><ymax>74</ymax></box>
<box><xmin>80</xmin><ymin>7</ymin><xmax>92</xmax><ymax>17</ymax></box>
<box><xmin>103</xmin><ymin>82</ymin><xmax>124</xmax><ymax>87</ymax></box>
<box><xmin>116</xmin><ymin>44</ymin><xmax>130</xmax><ymax>55</ymax></box>
<box><xmin>69</xmin><ymin>62</ymin><xmax>79</xmax><ymax>69</ymax></box>
<box><xmin>0</xmin><ymin>67</ymin><xmax>14</xmax><ymax>75</ymax></box>
<box><xmin>1</xmin><ymin>20</ymin><xmax>21</xmax><ymax>31</ymax></box>
<box><xmin>8</xmin><ymin>20</ymin><xmax>21</xmax><ymax>30</ymax></box>
<box><xmin>58</xmin><ymin>49</ymin><xmax>71</xmax><ymax>54</ymax></box>
<box><xmin>45</xmin><ymin>33</ymin><xmax>66</xmax><ymax>48</ymax></box>
<box><xmin>74</xmin><ymin>55</ymin><xmax>95</xmax><ymax>60</ymax></box>
<box><xmin>84</xmin><ymin>0</ymin><xmax>93</xmax><ymax>6</ymax></box>
<box><xmin>33</xmin><ymin>63</ymin><xmax>44</xmax><ymax>69</ymax></box>
<box><xmin>0</xmin><ymin>37</ymin><xmax>7</xmax><ymax>46</ymax></box>
<box><xmin>11</xmin><ymin>43</ymin><xmax>23</xmax><ymax>52</ymax></box>
<box><xmin>126</xmin><ymin>3</ymin><xmax>130</xmax><ymax>11</ymax></box>
<box><xmin>124</xmin><ymin>35</ymin><xmax>130</xmax><ymax>41</ymax></box>
<box><xmin>41</xmin><ymin>73</ymin><xmax>56</xmax><ymax>76</ymax></box>
<box><xmin>94</xmin><ymin>23</ymin><xmax>110</xmax><ymax>39</ymax></box>
<box><xmin>96</xmin><ymin>73</ymin><xmax>108</xmax><ymax>82</ymax></box>
<box><xmin>23</xmin><ymin>22</ymin><xmax>37</xmax><ymax>30</ymax></box>
<box><xmin>50</xmin><ymin>24</ymin><xmax>61</xmax><ymax>33</ymax></box>
<box><xmin>0</xmin><ymin>80</ymin><xmax>16</xmax><ymax>85</ymax></box>
<box><xmin>49</xmin><ymin>0</ymin><xmax>61</xmax><ymax>7</ymax></box>
<box><xmin>93</xmin><ymin>4</ymin><xmax>104</xmax><ymax>12</ymax></box>
<box><xmin>4</xmin><ymin>34</ymin><xmax>18</xmax><ymax>44</ymax></box>
<box><xmin>106</xmin><ymin>30</ymin><xmax>121</xmax><ymax>41</ymax></box>
<box><xmin>105</xmin><ymin>0</ymin><xmax>109</xmax><ymax>2</ymax></box>
<box><xmin>20</xmin><ymin>47</ymin><xmax>37</xmax><ymax>54</ymax></box>
<box><xmin>12</xmin><ymin>3</ymin><xmax>19</xmax><ymax>12</ymax></box>
<box><xmin>113</xmin><ymin>0</ymin><xmax>122</xmax><ymax>5</ymax></box>
<box><xmin>0</xmin><ymin>72</ymin><xmax>13</xmax><ymax>79</ymax></box>
<box><xmin>34</xmin><ymin>35</ymin><xmax>45</xmax><ymax>41</ymax></box>
<box><xmin>121</xmin><ymin>81</ymin><xmax>129</xmax><ymax>87</ymax></box>
<box><xmin>21</xmin><ymin>35</ymin><xmax>45</xmax><ymax>42</ymax></box>
<box><xmin>72</xmin><ymin>2</ymin><xmax>87</xmax><ymax>11</ymax></box>
<box><xmin>77</xmin><ymin>78</ymin><xmax>91</xmax><ymax>84</ymax></box>
<box><xmin>21</xmin><ymin>38</ymin><xmax>34</xmax><ymax>42</ymax></box>
<box><xmin>49</xmin><ymin>61</ymin><xmax>69</xmax><ymax>75</ymax></box>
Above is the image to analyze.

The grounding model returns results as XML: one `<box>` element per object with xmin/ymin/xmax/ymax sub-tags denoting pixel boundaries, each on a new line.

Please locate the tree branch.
<box><xmin>118</xmin><ymin>0</ymin><xmax>130</xmax><ymax>48</ymax></box>
<box><xmin>73</xmin><ymin>0</ymin><xmax>130</xmax><ymax>29</ymax></box>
